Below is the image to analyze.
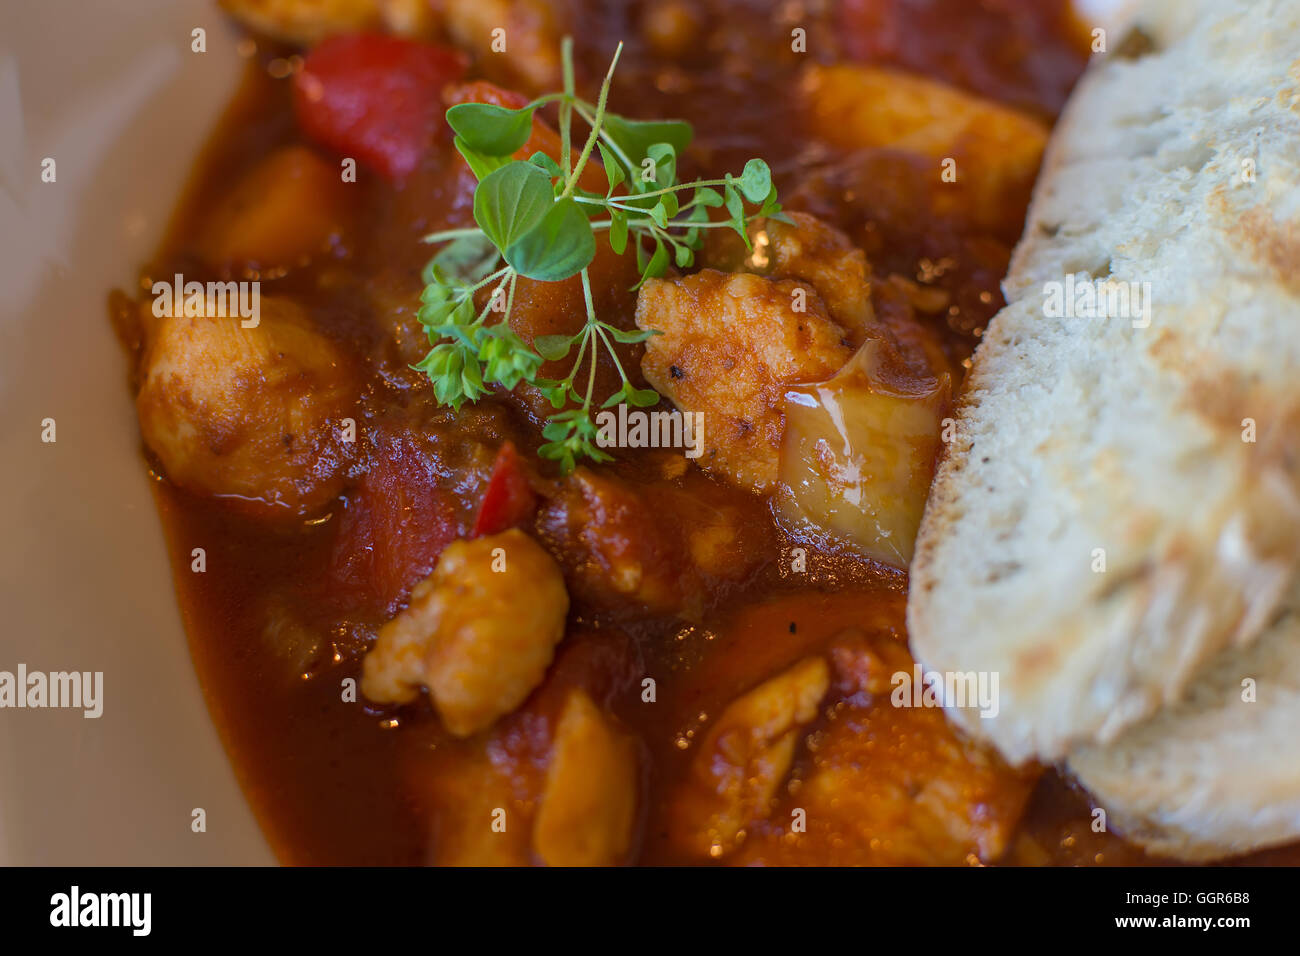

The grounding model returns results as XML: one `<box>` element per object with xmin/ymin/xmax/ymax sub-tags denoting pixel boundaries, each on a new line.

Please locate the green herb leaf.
<box><xmin>693</xmin><ymin>186</ymin><xmax>724</xmax><ymax>208</ymax></box>
<box><xmin>601</xmin><ymin>116</ymin><xmax>692</xmax><ymax>185</ymax></box>
<box><xmin>423</xmin><ymin>233</ymin><xmax>500</xmax><ymax>286</ymax></box>
<box><xmin>603</xmin><ymin>325</ymin><xmax>655</xmax><ymax>344</ymax></box>
<box><xmin>460</xmin><ymin>354</ymin><xmax>484</xmax><ymax>394</ymax></box>
<box><xmin>537</xmin><ymin>409</ymin><xmax>613</xmax><ymax>474</ymax></box>
<box><xmin>739</xmin><ymin>158</ymin><xmax>772</xmax><ymax>203</ymax></box>
<box><xmin>415</xmin><ymin>339</ymin><xmax>488</xmax><ymax>410</ymax></box>
<box><xmin>478</xmin><ymin>323</ymin><xmax>542</xmax><ymax>390</ymax></box>
<box><xmin>608</xmin><ymin>210</ymin><xmax>629</xmax><ymax>255</ymax></box>
<box><xmin>418</xmin><ymin>292</ymin><xmax>475</xmax><ymax>329</ymax></box>
<box><xmin>538</xmin><ymin>382</ymin><xmax>569</xmax><ymax>409</ymax></box>
<box><xmin>534</xmin><ymin>333</ymin><xmax>575</xmax><ymax>361</ymax></box>
<box><xmin>447</xmin><ymin>102</ymin><xmax>536</xmax><ymax>156</ymax></box>
<box><xmin>454</xmin><ymin>138</ymin><xmax>511</xmax><ymax>181</ymax></box>
<box><xmin>473</xmin><ymin>161</ymin><xmax>555</xmax><ymax>251</ymax></box>
<box><xmin>527</xmin><ymin>150</ymin><xmax>564</xmax><ymax>178</ymax></box>
<box><xmin>504</xmin><ymin>196</ymin><xmax>596</xmax><ymax>281</ymax></box>
<box><xmin>634</xmin><ymin>234</ymin><xmax>648</xmax><ymax>275</ymax></box>
<box><xmin>637</xmin><ymin>239</ymin><xmax>669</xmax><ymax>287</ymax></box>
<box><xmin>724</xmin><ymin>181</ymin><xmax>745</xmax><ymax>223</ymax></box>
<box><xmin>723</xmin><ymin>181</ymin><xmax>751</xmax><ymax>249</ymax></box>
<box><xmin>418</xmin><ymin>37</ymin><xmax>787</xmax><ymax>472</ymax></box>
<box><xmin>597</xmin><ymin>141</ymin><xmax>625</xmax><ymax>193</ymax></box>
<box><xmin>645</xmin><ymin>142</ymin><xmax>678</xmax><ymax>190</ymax></box>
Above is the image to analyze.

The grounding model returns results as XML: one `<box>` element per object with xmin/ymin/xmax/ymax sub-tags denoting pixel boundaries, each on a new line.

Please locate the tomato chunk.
<box><xmin>293</xmin><ymin>34</ymin><xmax>468</xmax><ymax>181</ymax></box>
<box><xmin>472</xmin><ymin>441</ymin><xmax>537</xmax><ymax>538</ymax></box>
<box><xmin>328</xmin><ymin>432</ymin><xmax>464</xmax><ymax>615</ymax></box>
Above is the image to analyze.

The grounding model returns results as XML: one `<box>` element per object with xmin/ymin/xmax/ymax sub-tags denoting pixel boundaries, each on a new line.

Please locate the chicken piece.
<box><xmin>441</xmin><ymin>0</ymin><xmax>565</xmax><ymax>93</ymax></box>
<box><xmin>532</xmin><ymin>689</ymin><xmax>639</xmax><ymax>866</ymax></box>
<box><xmin>731</xmin><ymin>634</ymin><xmax>1039</xmax><ymax>866</ymax></box>
<box><xmin>412</xmin><ymin>633</ymin><xmax>641</xmax><ymax>865</ymax></box>
<box><xmin>361</xmin><ymin>528</ymin><xmax>569</xmax><ymax>736</ymax></box>
<box><xmin>135</xmin><ymin>295</ymin><xmax>354</xmax><ymax>517</ymax></box>
<box><xmin>799</xmin><ymin>64</ymin><xmax>1048</xmax><ymax>231</ymax></box>
<box><xmin>705</xmin><ymin>211</ymin><xmax>874</xmax><ymax>341</ymax></box>
<box><xmin>671</xmin><ymin>656</ymin><xmax>830</xmax><ymax>858</ymax></box>
<box><xmin>219</xmin><ymin>0</ymin><xmax>382</xmax><ymax>45</ymax></box>
<box><xmin>636</xmin><ymin>270</ymin><xmax>855</xmax><ymax>492</ymax></box>
<box><xmin>198</xmin><ymin>146</ymin><xmax>352</xmax><ymax>271</ymax></box>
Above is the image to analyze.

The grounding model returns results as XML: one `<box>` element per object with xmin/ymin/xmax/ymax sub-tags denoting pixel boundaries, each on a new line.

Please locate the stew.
<box><xmin>110</xmin><ymin>0</ymin><xmax>1287</xmax><ymax>865</ymax></box>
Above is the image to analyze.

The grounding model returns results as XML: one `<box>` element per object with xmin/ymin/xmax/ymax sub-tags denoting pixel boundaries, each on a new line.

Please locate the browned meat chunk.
<box><xmin>539</xmin><ymin>465</ymin><xmax>771</xmax><ymax>619</ymax></box>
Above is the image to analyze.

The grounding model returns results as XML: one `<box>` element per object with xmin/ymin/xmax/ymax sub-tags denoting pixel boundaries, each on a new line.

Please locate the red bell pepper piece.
<box><xmin>472</xmin><ymin>441</ymin><xmax>537</xmax><ymax>538</ymax></box>
<box><xmin>293</xmin><ymin>34</ymin><xmax>468</xmax><ymax>181</ymax></box>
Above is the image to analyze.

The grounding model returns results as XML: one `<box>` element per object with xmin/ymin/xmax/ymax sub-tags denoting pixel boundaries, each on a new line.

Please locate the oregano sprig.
<box><xmin>418</xmin><ymin>37</ymin><xmax>788</xmax><ymax>471</ymax></box>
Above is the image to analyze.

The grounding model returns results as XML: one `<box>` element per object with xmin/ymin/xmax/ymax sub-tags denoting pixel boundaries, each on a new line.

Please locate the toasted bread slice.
<box><xmin>907</xmin><ymin>0</ymin><xmax>1300</xmax><ymax>764</ymax></box>
<box><xmin>1068</xmin><ymin>604</ymin><xmax>1300</xmax><ymax>860</ymax></box>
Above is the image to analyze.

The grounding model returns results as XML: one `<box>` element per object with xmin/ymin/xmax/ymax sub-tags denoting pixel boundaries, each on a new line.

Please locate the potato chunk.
<box><xmin>799</xmin><ymin>64</ymin><xmax>1048</xmax><ymax>230</ymax></box>
<box><xmin>533</xmin><ymin>689</ymin><xmax>639</xmax><ymax>866</ymax></box>
<box><xmin>198</xmin><ymin>146</ymin><xmax>352</xmax><ymax>271</ymax></box>
<box><xmin>776</xmin><ymin>336</ymin><xmax>950</xmax><ymax>568</ymax></box>
<box><xmin>361</xmin><ymin>529</ymin><xmax>569</xmax><ymax>736</ymax></box>
<box><xmin>135</xmin><ymin>295</ymin><xmax>353</xmax><ymax>517</ymax></box>
<box><xmin>671</xmin><ymin>656</ymin><xmax>830</xmax><ymax>858</ymax></box>
<box><xmin>636</xmin><ymin>270</ymin><xmax>855</xmax><ymax>492</ymax></box>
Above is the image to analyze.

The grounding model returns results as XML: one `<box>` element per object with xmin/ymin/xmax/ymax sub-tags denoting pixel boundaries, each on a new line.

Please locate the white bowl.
<box><xmin>0</xmin><ymin>0</ymin><xmax>271</xmax><ymax>864</ymax></box>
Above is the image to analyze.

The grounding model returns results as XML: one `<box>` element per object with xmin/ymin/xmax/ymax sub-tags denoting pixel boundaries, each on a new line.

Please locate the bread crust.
<box><xmin>1069</xmin><ymin>606</ymin><xmax>1300</xmax><ymax>860</ymax></box>
<box><xmin>908</xmin><ymin>0</ymin><xmax>1300</xmax><ymax>770</ymax></box>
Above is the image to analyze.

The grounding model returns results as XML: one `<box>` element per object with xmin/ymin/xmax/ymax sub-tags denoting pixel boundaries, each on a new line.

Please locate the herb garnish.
<box><xmin>418</xmin><ymin>38</ymin><xmax>785</xmax><ymax>472</ymax></box>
